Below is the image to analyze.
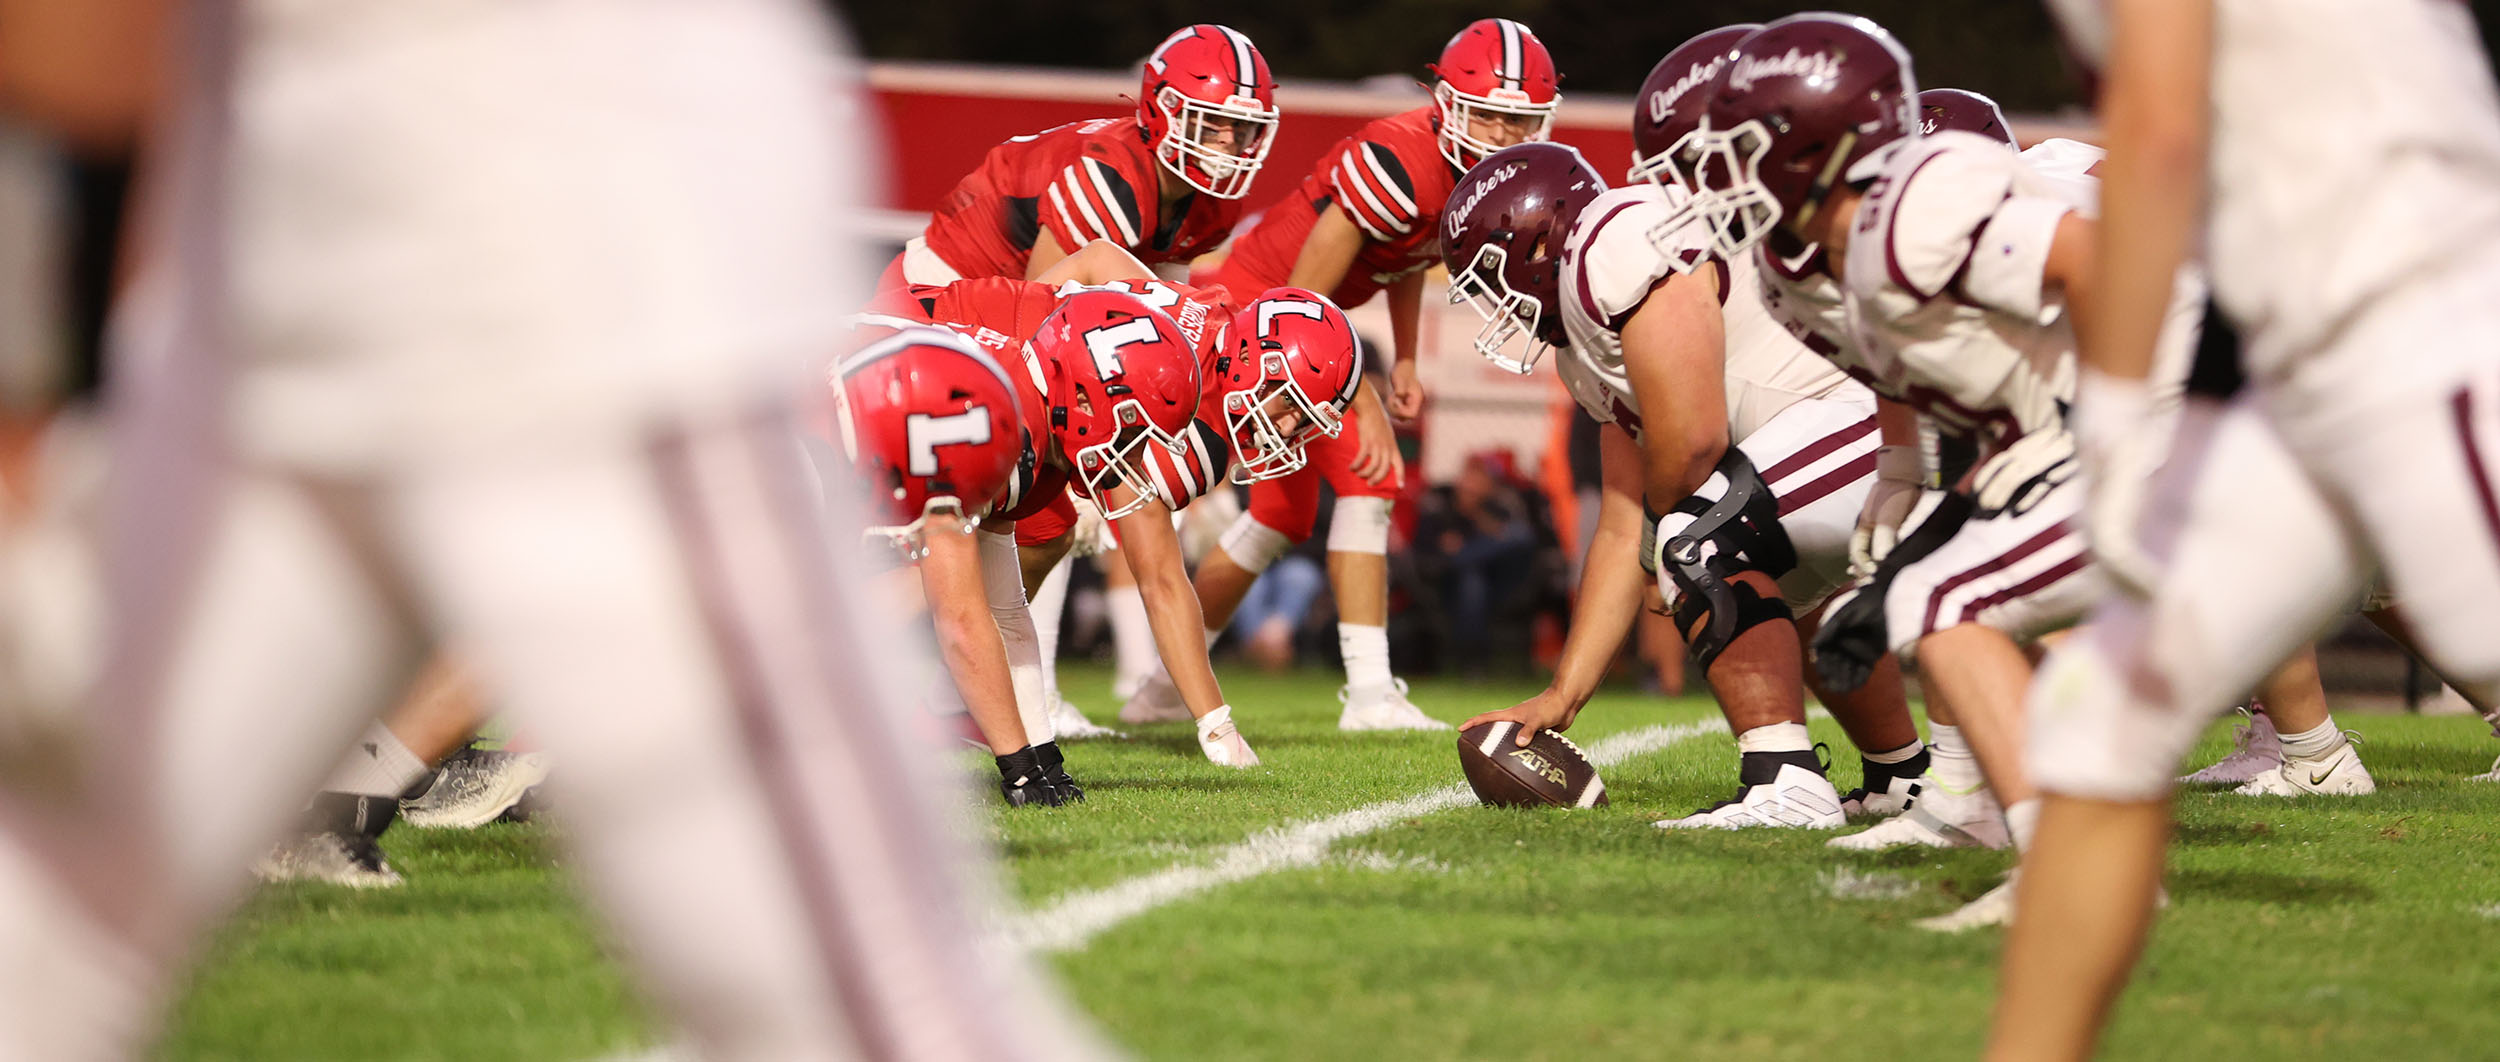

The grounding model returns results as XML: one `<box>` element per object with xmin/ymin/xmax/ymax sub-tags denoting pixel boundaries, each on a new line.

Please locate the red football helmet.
<box><xmin>1430</xmin><ymin>18</ymin><xmax>1561</xmax><ymax>170</ymax></box>
<box><xmin>1140</xmin><ymin>24</ymin><xmax>1279</xmax><ymax>200</ymax></box>
<box><xmin>1689</xmin><ymin>14</ymin><xmax>1919</xmax><ymax>260</ymax></box>
<box><xmin>1027</xmin><ymin>289</ymin><xmax>1203</xmax><ymax>518</ymax></box>
<box><xmin>1917</xmin><ymin>87</ymin><xmax>2015</xmax><ymax>148</ymax></box>
<box><xmin>1627</xmin><ymin>25</ymin><xmax>1760</xmax><ymax>190</ymax></box>
<box><xmin>828</xmin><ymin>325</ymin><xmax>1026</xmax><ymax>560</ymax></box>
<box><xmin>1220</xmin><ymin>288</ymin><xmax>1364</xmax><ymax>483</ymax></box>
<box><xmin>1440</xmin><ymin>142</ymin><xmax>1608</xmax><ymax>374</ymax></box>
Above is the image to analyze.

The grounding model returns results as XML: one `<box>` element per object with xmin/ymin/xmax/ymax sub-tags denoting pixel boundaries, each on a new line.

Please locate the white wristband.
<box><xmin>1875</xmin><ymin>444</ymin><xmax>1925</xmax><ymax>484</ymax></box>
<box><xmin>2073</xmin><ymin>367</ymin><xmax>2152</xmax><ymax>454</ymax></box>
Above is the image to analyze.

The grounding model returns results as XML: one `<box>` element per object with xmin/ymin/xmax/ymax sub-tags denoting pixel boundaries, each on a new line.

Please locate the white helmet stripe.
<box><xmin>1496</xmin><ymin>20</ymin><xmax>1524</xmax><ymax>89</ymax></box>
<box><xmin>1218</xmin><ymin>25</ymin><xmax>1257</xmax><ymax>95</ymax></box>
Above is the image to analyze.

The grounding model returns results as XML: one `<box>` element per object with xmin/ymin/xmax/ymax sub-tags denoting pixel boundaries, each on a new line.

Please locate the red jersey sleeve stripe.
<box><xmin>1044</xmin><ymin>180</ymin><xmax>1109</xmax><ymax>248</ymax></box>
<box><xmin>1331</xmin><ymin>155</ymin><xmax>1411</xmax><ymax>241</ymax></box>
<box><xmin>1078</xmin><ymin>158</ymin><xmax>1145</xmax><ymax>247</ymax></box>
<box><xmin>1358</xmin><ymin>143</ymin><xmax>1420</xmax><ymax>218</ymax></box>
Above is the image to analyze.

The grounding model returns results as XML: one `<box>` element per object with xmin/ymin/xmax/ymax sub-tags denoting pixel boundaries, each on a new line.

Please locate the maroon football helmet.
<box><xmin>1627</xmin><ymin>24</ymin><xmax>1760</xmax><ymax>190</ymax></box>
<box><xmin>1440</xmin><ymin>142</ymin><xmax>1609</xmax><ymax>374</ymax></box>
<box><xmin>1688</xmin><ymin>13</ymin><xmax>1920</xmax><ymax>260</ymax></box>
<box><xmin>1917</xmin><ymin>87</ymin><xmax>2015</xmax><ymax>148</ymax></box>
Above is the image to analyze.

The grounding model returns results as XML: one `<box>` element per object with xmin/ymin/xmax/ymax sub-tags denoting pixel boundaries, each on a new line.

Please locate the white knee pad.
<box><xmin>1326</xmin><ymin>496</ymin><xmax>1392</xmax><ymax>556</ymax></box>
<box><xmin>2025</xmin><ymin>611</ymin><xmax>2210</xmax><ymax>802</ymax></box>
<box><xmin>1218</xmin><ymin>514</ymin><xmax>1294</xmax><ymax>574</ymax></box>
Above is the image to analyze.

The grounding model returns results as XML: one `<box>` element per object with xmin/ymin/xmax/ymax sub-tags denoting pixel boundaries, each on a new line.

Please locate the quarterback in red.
<box><xmin>882</xmin><ymin>24</ymin><xmax>1280</xmax><ymax>289</ymax></box>
<box><xmin>817</xmin><ymin>325</ymin><xmax>1079</xmax><ymax>806</ymax></box>
<box><xmin>1177</xmin><ymin>18</ymin><xmax>1560</xmax><ymax>731</ymax></box>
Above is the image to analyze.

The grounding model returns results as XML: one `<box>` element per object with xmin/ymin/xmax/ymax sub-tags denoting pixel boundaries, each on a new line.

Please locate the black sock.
<box><xmin>1738</xmin><ymin>749</ymin><xmax>1824</xmax><ymax>787</ymax></box>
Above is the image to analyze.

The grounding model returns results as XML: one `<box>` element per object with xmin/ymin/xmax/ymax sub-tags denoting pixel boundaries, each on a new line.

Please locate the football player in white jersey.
<box><xmin>0</xmin><ymin>1</ymin><xmax>1106</xmax><ymax>1058</ymax></box>
<box><xmin>1444</xmin><ymin>120</ymin><xmax>1928</xmax><ymax>825</ymax></box>
<box><xmin>1998</xmin><ymin>1</ymin><xmax>2500</xmax><ymax>1055</ymax></box>
<box><xmin>1680</xmin><ymin>13</ymin><xmax>2183</xmax><ymax>925</ymax></box>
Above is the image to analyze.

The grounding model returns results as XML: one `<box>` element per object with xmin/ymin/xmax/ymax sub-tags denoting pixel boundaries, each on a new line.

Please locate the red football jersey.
<box><xmin>921</xmin><ymin>117</ymin><xmax>1246</xmax><ymax>281</ymax></box>
<box><xmin>872</xmin><ymin>278</ymin><xmax>1068</xmax><ymax>520</ymax></box>
<box><xmin>1214</xmin><ymin>106</ymin><xmax>1456</xmax><ymax>309</ymax></box>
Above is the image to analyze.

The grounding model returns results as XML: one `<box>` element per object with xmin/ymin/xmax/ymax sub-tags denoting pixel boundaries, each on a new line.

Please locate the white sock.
<box><xmin>1865</xmin><ymin>739</ymin><xmax>1925</xmax><ymax>764</ymax></box>
<box><xmin>1735</xmin><ymin>721</ymin><xmax>1813</xmax><ymax>754</ymax></box>
<box><xmin>2004</xmin><ymin>797</ymin><xmax>2042</xmax><ymax>854</ymax></box>
<box><xmin>322</xmin><ymin>724</ymin><xmax>431</xmax><ymax>799</ymax></box>
<box><xmin>1339</xmin><ymin>623</ymin><xmax>1393</xmax><ymax>695</ymax></box>
<box><xmin>1029</xmin><ymin>560</ymin><xmax>1072</xmax><ymax>707</ymax></box>
<box><xmin>1929</xmin><ymin>723</ymin><xmax>1985</xmax><ymax>793</ymax></box>
<box><xmin>1107</xmin><ymin>584</ymin><xmax>1157</xmax><ymax>700</ymax></box>
<box><xmin>2278</xmin><ymin>719</ymin><xmax>2348</xmax><ymax>761</ymax></box>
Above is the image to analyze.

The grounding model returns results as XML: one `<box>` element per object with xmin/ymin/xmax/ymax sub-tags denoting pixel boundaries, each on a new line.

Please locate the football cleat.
<box><xmin>1195</xmin><ymin>705</ymin><xmax>1261</xmax><ymax>768</ymax></box>
<box><xmin>401</xmin><ymin>746</ymin><xmax>551</xmax><ymax>829</ymax></box>
<box><xmin>1047</xmin><ymin>695</ymin><xmax>1125</xmax><ymax>740</ymax></box>
<box><xmin>254</xmin><ymin>792</ymin><xmax>403</xmax><ymax>888</ymax></box>
<box><xmin>1839</xmin><ymin>751</ymin><xmax>1929</xmax><ymax>817</ymax></box>
<box><xmin>2471</xmin><ymin>754</ymin><xmax>2500</xmax><ymax>783</ymax></box>
<box><xmin>1117</xmin><ymin>673</ymin><xmax>1193</xmax><ymax>725</ymax></box>
<box><xmin>2233</xmin><ymin>741</ymin><xmax>2375</xmax><ymax>796</ymax></box>
<box><xmin>1337</xmin><ymin>679</ymin><xmax>1452</xmax><ymax>732</ymax></box>
<box><xmin>2179</xmin><ymin>707</ymin><xmax>2282</xmax><ymax>785</ymax></box>
<box><xmin>1915</xmin><ymin>872</ymin><xmax>2019</xmax><ymax>933</ymax></box>
<box><xmin>1654</xmin><ymin>762</ymin><xmax>1844</xmax><ymax>830</ymax></box>
<box><xmin>995</xmin><ymin>746</ymin><xmax>1069</xmax><ymax>808</ymax></box>
<box><xmin>1829</xmin><ymin>777</ymin><xmax>2009</xmax><ymax>850</ymax></box>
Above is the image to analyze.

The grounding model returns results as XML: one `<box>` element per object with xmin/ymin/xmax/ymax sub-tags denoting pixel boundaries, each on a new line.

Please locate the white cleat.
<box><xmin>1829</xmin><ymin>779</ymin><xmax>2009</xmax><ymax>850</ymax></box>
<box><xmin>1840</xmin><ymin>770</ymin><xmax>1922</xmax><ymax>818</ymax></box>
<box><xmin>1194</xmin><ymin>705</ymin><xmax>1261</xmax><ymax>768</ymax></box>
<box><xmin>2471</xmin><ymin>754</ymin><xmax>2500</xmax><ymax>783</ymax></box>
<box><xmin>253</xmin><ymin>832</ymin><xmax>403</xmax><ymax>889</ymax></box>
<box><xmin>401</xmin><ymin>748</ymin><xmax>551</xmax><ymax>829</ymax></box>
<box><xmin>1337</xmin><ymin>679</ymin><xmax>1452</xmax><ymax>732</ymax></box>
<box><xmin>1117</xmin><ymin>673</ymin><xmax>1193</xmax><ymax>725</ymax></box>
<box><xmin>1046</xmin><ymin>695</ymin><xmax>1125</xmax><ymax>740</ymax></box>
<box><xmin>2179</xmin><ymin>707</ymin><xmax>2282</xmax><ymax>785</ymax></box>
<box><xmin>1916</xmin><ymin>873</ymin><xmax>2018</xmax><ymax>933</ymax></box>
<box><xmin>1654</xmin><ymin>764</ymin><xmax>1845</xmax><ymax>830</ymax></box>
<box><xmin>2233</xmin><ymin>741</ymin><xmax>2375</xmax><ymax>796</ymax></box>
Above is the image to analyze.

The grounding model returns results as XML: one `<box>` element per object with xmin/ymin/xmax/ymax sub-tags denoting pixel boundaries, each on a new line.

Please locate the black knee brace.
<box><xmin>1656</xmin><ymin>449</ymin><xmax>1801</xmax><ymax>671</ymax></box>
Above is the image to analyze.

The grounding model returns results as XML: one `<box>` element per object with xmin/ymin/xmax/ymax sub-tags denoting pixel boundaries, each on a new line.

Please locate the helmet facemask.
<box><xmin>1686</xmin><ymin>118</ymin><xmax>1788</xmax><ymax>262</ymax></box>
<box><xmin>1072</xmin><ymin>397</ymin><xmax>1189</xmax><ymax>519</ymax></box>
<box><xmin>1447</xmin><ymin>240</ymin><xmax>1550</xmax><ymax>375</ymax></box>
<box><xmin>1155</xmin><ymin>87</ymin><xmax>1278</xmax><ymax>200</ymax></box>
<box><xmin>1434</xmin><ymin>81</ymin><xmax>1557</xmax><ymax>170</ymax></box>
<box><xmin>864</xmin><ymin>495</ymin><xmax>979</xmax><ymax>564</ymax></box>
<box><xmin>1224</xmin><ymin>350</ymin><xmax>1343</xmax><ymax>483</ymax></box>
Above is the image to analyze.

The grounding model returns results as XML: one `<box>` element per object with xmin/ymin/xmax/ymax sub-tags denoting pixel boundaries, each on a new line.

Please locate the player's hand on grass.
<box><xmin>1464</xmin><ymin>688</ymin><xmax>1580</xmax><ymax>747</ymax></box>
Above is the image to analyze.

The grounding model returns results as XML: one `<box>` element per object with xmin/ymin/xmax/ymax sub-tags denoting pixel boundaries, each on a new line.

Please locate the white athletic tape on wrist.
<box><xmin>1218</xmin><ymin>514</ymin><xmax>1294</xmax><ymax>573</ymax></box>
<box><xmin>1327</xmin><ymin>495</ymin><xmax>1392</xmax><ymax>555</ymax></box>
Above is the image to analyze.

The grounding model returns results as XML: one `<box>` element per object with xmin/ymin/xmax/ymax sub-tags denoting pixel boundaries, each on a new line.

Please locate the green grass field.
<box><xmin>162</xmin><ymin>664</ymin><xmax>2500</xmax><ymax>1061</ymax></box>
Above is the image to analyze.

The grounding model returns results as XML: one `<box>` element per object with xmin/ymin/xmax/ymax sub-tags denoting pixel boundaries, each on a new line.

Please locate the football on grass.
<box><xmin>1457</xmin><ymin>721</ymin><xmax>1608</xmax><ymax>808</ymax></box>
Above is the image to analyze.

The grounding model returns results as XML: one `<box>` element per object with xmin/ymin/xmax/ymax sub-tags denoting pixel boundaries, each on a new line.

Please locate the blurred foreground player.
<box><xmin>0</xmin><ymin>1</ymin><xmax>1106</xmax><ymax>1058</ymax></box>
<box><xmin>1997</xmin><ymin>1</ymin><xmax>2500</xmax><ymax>1058</ymax></box>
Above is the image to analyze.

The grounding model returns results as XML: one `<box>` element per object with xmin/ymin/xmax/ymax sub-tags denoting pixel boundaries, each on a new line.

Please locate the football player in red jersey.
<box><xmin>881</xmin><ymin>272</ymin><xmax>1271</xmax><ymax>766</ymax></box>
<box><xmin>880</xmin><ymin>24</ymin><xmax>1279</xmax><ymax>290</ymax></box>
<box><xmin>815</xmin><ymin>325</ymin><xmax>1079</xmax><ymax>805</ymax></box>
<box><xmin>1175</xmin><ymin>18</ymin><xmax>1560</xmax><ymax>731</ymax></box>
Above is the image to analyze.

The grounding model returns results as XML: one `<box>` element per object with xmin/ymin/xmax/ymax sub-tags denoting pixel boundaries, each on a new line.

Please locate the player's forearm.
<box><xmin>1023</xmin><ymin>229</ymin><xmax>1073</xmax><ymax>282</ymax></box>
<box><xmin>931</xmin><ymin>595</ymin><xmax>1028</xmax><ymax>753</ymax></box>
<box><xmin>2086</xmin><ymin>0</ymin><xmax>2211</xmax><ymax>383</ymax></box>
<box><xmin>1120</xmin><ymin>510</ymin><xmax>1229</xmax><ymax>717</ymax></box>
<box><xmin>0</xmin><ymin>0</ymin><xmax>167</xmax><ymax>154</ymax></box>
<box><xmin>1387</xmin><ymin>273</ymin><xmax>1424</xmax><ymax>366</ymax></box>
<box><xmin>1549</xmin><ymin>519</ymin><xmax>1649</xmax><ymax>708</ymax></box>
<box><xmin>1875</xmin><ymin>397</ymin><xmax>1922</xmax><ymax>450</ymax></box>
<box><xmin>1033</xmin><ymin>239</ymin><xmax>1153</xmax><ymax>287</ymax></box>
<box><xmin>1640</xmin><ymin>432</ymin><xmax>1725</xmax><ymax>514</ymax></box>
<box><xmin>1284</xmin><ymin>206</ymin><xmax>1362</xmax><ymax>295</ymax></box>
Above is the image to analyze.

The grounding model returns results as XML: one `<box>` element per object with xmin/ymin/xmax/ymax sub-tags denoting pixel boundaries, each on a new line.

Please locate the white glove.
<box><xmin>2072</xmin><ymin>368</ymin><xmax>2160</xmax><ymax>596</ymax></box>
<box><xmin>1849</xmin><ymin>445</ymin><xmax>1924</xmax><ymax>580</ymax></box>
<box><xmin>1195</xmin><ymin>704</ymin><xmax>1261</xmax><ymax>768</ymax></box>
<box><xmin>1972</xmin><ymin>428</ymin><xmax>2078</xmax><ymax>517</ymax></box>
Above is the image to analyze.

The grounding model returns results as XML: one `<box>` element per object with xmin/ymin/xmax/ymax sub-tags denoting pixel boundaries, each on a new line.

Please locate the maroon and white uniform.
<box><xmin>1556</xmin><ymin>181</ymin><xmax>1877</xmax><ymax>612</ymax></box>
<box><xmin>1833</xmin><ymin>132</ymin><xmax>2103</xmax><ymax>655</ymax></box>
<box><xmin>0</xmin><ymin>4</ymin><xmax>1100</xmax><ymax>1060</ymax></box>
<box><xmin>2034</xmin><ymin>0</ymin><xmax>2500</xmax><ymax>800</ymax></box>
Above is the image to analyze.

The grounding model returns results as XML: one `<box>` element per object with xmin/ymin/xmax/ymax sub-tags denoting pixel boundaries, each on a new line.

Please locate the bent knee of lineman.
<box><xmin>1325</xmin><ymin>496</ymin><xmax>1391</xmax><ymax>556</ymax></box>
<box><xmin>2024</xmin><ymin>615</ymin><xmax>2213</xmax><ymax>803</ymax></box>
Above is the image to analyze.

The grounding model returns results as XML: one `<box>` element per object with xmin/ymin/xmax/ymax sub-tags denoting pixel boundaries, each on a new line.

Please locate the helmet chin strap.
<box><xmin>1792</xmin><ymin>130</ymin><xmax>1859</xmax><ymax>234</ymax></box>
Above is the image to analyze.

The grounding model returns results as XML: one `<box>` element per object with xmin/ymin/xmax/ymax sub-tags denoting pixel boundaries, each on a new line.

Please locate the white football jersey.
<box><xmin>1837</xmin><ymin>131</ymin><xmax>2083</xmax><ymax>450</ymax></box>
<box><xmin>1553</xmin><ymin>183</ymin><xmax>1858</xmax><ymax>445</ymax></box>
<box><xmin>2054</xmin><ymin>0</ymin><xmax>2500</xmax><ymax>395</ymax></box>
<box><xmin>2018</xmin><ymin>137</ymin><xmax>2104</xmax><ymax>215</ymax></box>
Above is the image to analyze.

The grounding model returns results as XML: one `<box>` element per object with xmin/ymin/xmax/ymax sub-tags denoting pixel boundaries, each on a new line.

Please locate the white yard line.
<box><xmin>1003</xmin><ymin>717</ymin><xmax>1731</xmax><ymax>954</ymax></box>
